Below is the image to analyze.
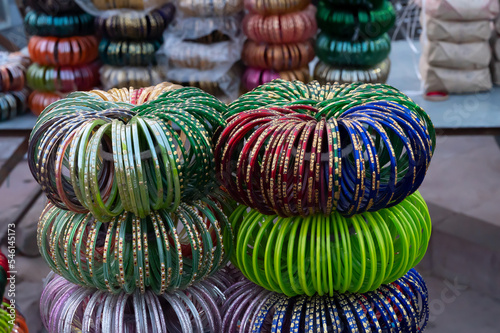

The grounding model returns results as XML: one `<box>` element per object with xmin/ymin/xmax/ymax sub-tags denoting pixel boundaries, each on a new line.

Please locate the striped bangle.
<box><xmin>0</xmin><ymin>51</ymin><xmax>30</xmax><ymax>92</ymax></box>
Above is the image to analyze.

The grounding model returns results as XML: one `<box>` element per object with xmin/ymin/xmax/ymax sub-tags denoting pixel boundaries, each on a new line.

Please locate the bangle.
<box><xmin>99</xmin><ymin>39</ymin><xmax>162</xmax><ymax>67</ymax></box>
<box><xmin>243</xmin><ymin>5</ymin><xmax>317</xmax><ymax>44</ymax></box>
<box><xmin>244</xmin><ymin>0</ymin><xmax>310</xmax><ymax>15</ymax></box>
<box><xmin>178</xmin><ymin>0</ymin><xmax>243</xmax><ymax>17</ymax></box>
<box><xmin>219</xmin><ymin>85</ymin><xmax>435</xmax><ymax>216</ymax></box>
<box><xmin>95</xmin><ymin>4</ymin><xmax>175</xmax><ymax>40</ymax></box>
<box><xmin>0</xmin><ymin>89</ymin><xmax>29</xmax><ymax>121</ymax></box>
<box><xmin>24</xmin><ymin>10</ymin><xmax>95</xmax><ymax>37</ymax></box>
<box><xmin>229</xmin><ymin>191</ymin><xmax>431</xmax><ymax>295</ymax></box>
<box><xmin>316</xmin><ymin>32</ymin><xmax>391</xmax><ymax>67</ymax></box>
<box><xmin>323</xmin><ymin>0</ymin><xmax>384</xmax><ymax>9</ymax></box>
<box><xmin>40</xmin><ymin>267</ymin><xmax>236</xmax><ymax>331</ymax></box>
<box><xmin>242</xmin><ymin>66</ymin><xmax>310</xmax><ymax>91</ymax></box>
<box><xmin>38</xmin><ymin>191</ymin><xmax>235</xmax><ymax>293</ymax></box>
<box><xmin>29</xmin><ymin>84</ymin><xmax>227</xmax><ymax>219</ymax></box>
<box><xmin>242</xmin><ymin>39</ymin><xmax>315</xmax><ymax>71</ymax></box>
<box><xmin>222</xmin><ymin>268</ymin><xmax>429</xmax><ymax>332</ymax></box>
<box><xmin>317</xmin><ymin>1</ymin><xmax>396</xmax><ymax>39</ymax></box>
<box><xmin>24</xmin><ymin>0</ymin><xmax>80</xmax><ymax>15</ymax></box>
<box><xmin>26</xmin><ymin>61</ymin><xmax>100</xmax><ymax>92</ymax></box>
<box><xmin>28</xmin><ymin>91</ymin><xmax>65</xmax><ymax>116</ymax></box>
<box><xmin>314</xmin><ymin>58</ymin><xmax>391</xmax><ymax>85</ymax></box>
<box><xmin>0</xmin><ymin>52</ymin><xmax>30</xmax><ymax>92</ymax></box>
<box><xmin>100</xmin><ymin>65</ymin><xmax>165</xmax><ymax>90</ymax></box>
<box><xmin>90</xmin><ymin>0</ymin><xmax>164</xmax><ymax>10</ymax></box>
<box><xmin>28</xmin><ymin>35</ymin><xmax>99</xmax><ymax>66</ymax></box>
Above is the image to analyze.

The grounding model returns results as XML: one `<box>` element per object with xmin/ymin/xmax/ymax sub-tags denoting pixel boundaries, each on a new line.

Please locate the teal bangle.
<box><xmin>99</xmin><ymin>38</ymin><xmax>162</xmax><ymax>67</ymax></box>
<box><xmin>317</xmin><ymin>1</ymin><xmax>396</xmax><ymax>39</ymax></box>
<box><xmin>315</xmin><ymin>32</ymin><xmax>391</xmax><ymax>67</ymax></box>
<box><xmin>24</xmin><ymin>10</ymin><xmax>94</xmax><ymax>37</ymax></box>
<box><xmin>230</xmin><ymin>191</ymin><xmax>432</xmax><ymax>296</ymax></box>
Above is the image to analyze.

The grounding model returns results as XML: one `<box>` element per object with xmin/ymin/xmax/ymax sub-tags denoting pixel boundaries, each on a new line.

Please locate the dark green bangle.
<box><xmin>317</xmin><ymin>1</ymin><xmax>396</xmax><ymax>39</ymax></box>
<box><xmin>24</xmin><ymin>10</ymin><xmax>94</xmax><ymax>37</ymax></box>
<box><xmin>315</xmin><ymin>32</ymin><xmax>391</xmax><ymax>67</ymax></box>
<box><xmin>322</xmin><ymin>0</ymin><xmax>385</xmax><ymax>10</ymax></box>
<box><xmin>99</xmin><ymin>38</ymin><xmax>162</xmax><ymax>67</ymax></box>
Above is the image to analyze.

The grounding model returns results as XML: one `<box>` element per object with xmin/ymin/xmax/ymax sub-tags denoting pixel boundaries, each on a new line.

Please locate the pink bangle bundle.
<box><xmin>242</xmin><ymin>66</ymin><xmax>310</xmax><ymax>90</ymax></box>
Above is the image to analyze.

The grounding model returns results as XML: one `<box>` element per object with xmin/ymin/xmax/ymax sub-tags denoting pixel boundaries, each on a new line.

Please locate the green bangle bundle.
<box><xmin>230</xmin><ymin>191</ymin><xmax>431</xmax><ymax>296</ymax></box>
<box><xmin>98</xmin><ymin>39</ymin><xmax>162</xmax><ymax>67</ymax></box>
<box><xmin>316</xmin><ymin>32</ymin><xmax>391</xmax><ymax>67</ymax></box>
<box><xmin>37</xmin><ymin>192</ymin><xmax>234</xmax><ymax>294</ymax></box>
<box><xmin>28</xmin><ymin>85</ymin><xmax>227</xmax><ymax>220</ymax></box>
<box><xmin>322</xmin><ymin>0</ymin><xmax>384</xmax><ymax>10</ymax></box>
<box><xmin>314</xmin><ymin>58</ymin><xmax>391</xmax><ymax>84</ymax></box>
<box><xmin>317</xmin><ymin>1</ymin><xmax>396</xmax><ymax>39</ymax></box>
<box><xmin>24</xmin><ymin>10</ymin><xmax>95</xmax><ymax>37</ymax></box>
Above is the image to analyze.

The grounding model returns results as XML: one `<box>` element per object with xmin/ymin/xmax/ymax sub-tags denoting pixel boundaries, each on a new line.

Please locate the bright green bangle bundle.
<box><xmin>314</xmin><ymin>0</ymin><xmax>396</xmax><ymax>84</ymax></box>
<box><xmin>216</xmin><ymin>79</ymin><xmax>434</xmax><ymax>332</ymax></box>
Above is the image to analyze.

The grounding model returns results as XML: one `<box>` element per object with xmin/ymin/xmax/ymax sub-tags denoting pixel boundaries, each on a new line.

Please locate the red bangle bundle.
<box><xmin>243</xmin><ymin>5</ymin><xmax>317</xmax><ymax>44</ymax></box>
<box><xmin>0</xmin><ymin>52</ymin><xmax>30</xmax><ymax>92</ymax></box>
<box><xmin>28</xmin><ymin>91</ymin><xmax>65</xmax><ymax>116</ymax></box>
<box><xmin>28</xmin><ymin>35</ymin><xmax>99</xmax><ymax>66</ymax></box>
<box><xmin>242</xmin><ymin>39</ymin><xmax>315</xmax><ymax>71</ymax></box>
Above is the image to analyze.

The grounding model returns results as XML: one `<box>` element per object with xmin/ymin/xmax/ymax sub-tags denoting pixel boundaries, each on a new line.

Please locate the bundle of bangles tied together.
<box><xmin>30</xmin><ymin>79</ymin><xmax>435</xmax><ymax>332</ymax></box>
<box><xmin>0</xmin><ymin>52</ymin><xmax>30</xmax><ymax>122</ymax></box>
<box><xmin>0</xmin><ymin>252</ymin><xmax>28</xmax><ymax>332</ymax></box>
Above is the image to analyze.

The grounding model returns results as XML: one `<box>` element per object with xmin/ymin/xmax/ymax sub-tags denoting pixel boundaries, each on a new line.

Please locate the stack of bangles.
<box><xmin>0</xmin><ymin>52</ymin><xmax>30</xmax><ymax>121</ymax></box>
<box><xmin>0</xmin><ymin>300</ymin><xmax>28</xmax><ymax>333</ymax></box>
<box><xmin>241</xmin><ymin>2</ymin><xmax>315</xmax><ymax>90</ymax></box>
<box><xmin>38</xmin><ymin>192</ymin><xmax>234</xmax><ymax>293</ymax></box>
<box><xmin>26</xmin><ymin>61</ymin><xmax>100</xmax><ymax>92</ymax></box>
<box><xmin>99</xmin><ymin>65</ymin><xmax>164</xmax><ymax>90</ymax></box>
<box><xmin>28</xmin><ymin>35</ymin><xmax>99</xmax><ymax>66</ymax></box>
<box><xmin>314</xmin><ymin>57</ymin><xmax>391</xmax><ymax>85</ymax></box>
<box><xmin>245</xmin><ymin>0</ymin><xmax>310</xmax><ymax>15</ymax></box>
<box><xmin>95</xmin><ymin>4</ymin><xmax>175</xmax><ymax>40</ymax></box>
<box><xmin>178</xmin><ymin>0</ymin><xmax>243</xmax><ymax>16</ymax></box>
<box><xmin>222</xmin><ymin>269</ymin><xmax>429</xmax><ymax>332</ymax></box>
<box><xmin>24</xmin><ymin>11</ymin><xmax>95</xmax><ymax>37</ymax></box>
<box><xmin>229</xmin><ymin>191</ymin><xmax>431</xmax><ymax>295</ymax></box>
<box><xmin>99</xmin><ymin>39</ymin><xmax>162</xmax><ymax>67</ymax></box>
<box><xmin>24</xmin><ymin>0</ymin><xmax>80</xmax><ymax>14</ymax></box>
<box><xmin>41</xmin><ymin>268</ymin><xmax>237</xmax><ymax>332</ymax></box>
<box><xmin>219</xmin><ymin>80</ymin><xmax>435</xmax><ymax>216</ymax></box>
<box><xmin>90</xmin><ymin>0</ymin><xmax>161</xmax><ymax>10</ymax></box>
<box><xmin>28</xmin><ymin>84</ymin><xmax>227</xmax><ymax>220</ymax></box>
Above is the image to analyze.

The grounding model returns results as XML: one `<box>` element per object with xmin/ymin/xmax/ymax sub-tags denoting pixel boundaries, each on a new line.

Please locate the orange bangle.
<box><xmin>28</xmin><ymin>35</ymin><xmax>99</xmax><ymax>67</ymax></box>
<box><xmin>244</xmin><ymin>0</ymin><xmax>310</xmax><ymax>15</ymax></box>
<box><xmin>242</xmin><ymin>39</ymin><xmax>315</xmax><ymax>71</ymax></box>
<box><xmin>243</xmin><ymin>5</ymin><xmax>317</xmax><ymax>44</ymax></box>
<box><xmin>28</xmin><ymin>90</ymin><xmax>65</xmax><ymax>116</ymax></box>
<box><xmin>0</xmin><ymin>52</ymin><xmax>30</xmax><ymax>92</ymax></box>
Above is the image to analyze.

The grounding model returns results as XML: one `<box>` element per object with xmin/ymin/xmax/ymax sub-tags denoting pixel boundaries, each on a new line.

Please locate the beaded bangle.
<box><xmin>28</xmin><ymin>85</ymin><xmax>227</xmax><ymax>219</ymax></box>
<box><xmin>242</xmin><ymin>66</ymin><xmax>310</xmax><ymax>91</ymax></box>
<box><xmin>316</xmin><ymin>32</ymin><xmax>391</xmax><ymax>67</ymax></box>
<box><xmin>230</xmin><ymin>192</ymin><xmax>431</xmax><ymax>295</ymax></box>
<box><xmin>28</xmin><ymin>35</ymin><xmax>99</xmax><ymax>66</ymax></box>
<box><xmin>243</xmin><ymin>5</ymin><xmax>317</xmax><ymax>44</ymax></box>
<box><xmin>0</xmin><ymin>52</ymin><xmax>30</xmax><ymax>92</ymax></box>
<box><xmin>317</xmin><ymin>1</ymin><xmax>396</xmax><ymax>39</ymax></box>
<box><xmin>179</xmin><ymin>0</ymin><xmax>243</xmax><ymax>17</ymax></box>
<box><xmin>0</xmin><ymin>89</ymin><xmax>29</xmax><ymax>121</ymax></box>
<box><xmin>26</xmin><ymin>61</ymin><xmax>100</xmax><ymax>93</ymax></box>
<box><xmin>245</xmin><ymin>0</ymin><xmax>310</xmax><ymax>15</ymax></box>
<box><xmin>100</xmin><ymin>65</ymin><xmax>165</xmax><ymax>90</ymax></box>
<box><xmin>242</xmin><ymin>39</ymin><xmax>315</xmax><ymax>71</ymax></box>
<box><xmin>41</xmin><ymin>268</ymin><xmax>235</xmax><ymax>332</ymax></box>
<box><xmin>24</xmin><ymin>0</ymin><xmax>81</xmax><ymax>15</ymax></box>
<box><xmin>24</xmin><ymin>10</ymin><xmax>94</xmax><ymax>37</ymax></box>
<box><xmin>95</xmin><ymin>4</ymin><xmax>175</xmax><ymax>40</ymax></box>
<box><xmin>28</xmin><ymin>91</ymin><xmax>65</xmax><ymax>116</ymax></box>
<box><xmin>99</xmin><ymin>38</ymin><xmax>162</xmax><ymax>67</ymax></box>
<box><xmin>222</xmin><ymin>269</ymin><xmax>429</xmax><ymax>332</ymax></box>
<box><xmin>38</xmin><ymin>192</ymin><xmax>234</xmax><ymax>293</ymax></box>
<box><xmin>217</xmin><ymin>100</ymin><xmax>434</xmax><ymax>216</ymax></box>
<box><xmin>314</xmin><ymin>58</ymin><xmax>391</xmax><ymax>85</ymax></box>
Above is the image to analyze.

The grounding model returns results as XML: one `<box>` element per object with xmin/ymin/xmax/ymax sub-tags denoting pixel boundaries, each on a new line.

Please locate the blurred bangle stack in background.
<box><xmin>159</xmin><ymin>0</ymin><xmax>245</xmax><ymax>102</ymax></box>
<box><xmin>314</xmin><ymin>0</ymin><xmax>395</xmax><ymax>84</ymax></box>
<box><xmin>241</xmin><ymin>0</ymin><xmax>316</xmax><ymax>91</ymax></box>
<box><xmin>0</xmin><ymin>51</ymin><xmax>30</xmax><ymax>122</ymax></box>
<box><xmin>493</xmin><ymin>16</ymin><xmax>500</xmax><ymax>85</ymax></box>
<box><xmin>419</xmin><ymin>0</ymin><xmax>499</xmax><ymax>96</ymax></box>
<box><xmin>24</xmin><ymin>0</ymin><xmax>100</xmax><ymax>115</ymax></box>
<box><xmin>76</xmin><ymin>0</ymin><xmax>175</xmax><ymax>90</ymax></box>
